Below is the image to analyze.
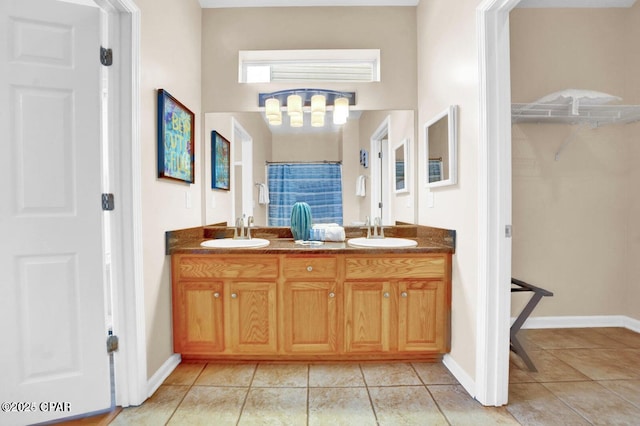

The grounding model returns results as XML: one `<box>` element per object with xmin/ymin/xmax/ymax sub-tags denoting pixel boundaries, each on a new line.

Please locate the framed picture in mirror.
<box><xmin>394</xmin><ymin>138</ymin><xmax>409</xmax><ymax>193</ymax></box>
<box><xmin>424</xmin><ymin>105</ymin><xmax>457</xmax><ymax>188</ymax></box>
<box><xmin>211</xmin><ymin>131</ymin><xmax>230</xmax><ymax>190</ymax></box>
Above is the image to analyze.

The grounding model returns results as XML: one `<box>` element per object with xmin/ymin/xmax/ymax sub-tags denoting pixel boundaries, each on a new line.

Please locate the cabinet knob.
<box><xmin>401</xmin><ymin>291</ymin><xmax>408</xmax><ymax>298</ymax></box>
<box><xmin>231</xmin><ymin>293</ymin><xmax>238</xmax><ymax>299</ymax></box>
<box><xmin>328</xmin><ymin>292</ymin><xmax>335</xmax><ymax>298</ymax></box>
<box><xmin>383</xmin><ymin>292</ymin><xmax>390</xmax><ymax>298</ymax></box>
<box><xmin>307</xmin><ymin>266</ymin><xmax>313</xmax><ymax>272</ymax></box>
<box><xmin>213</xmin><ymin>292</ymin><xmax>220</xmax><ymax>298</ymax></box>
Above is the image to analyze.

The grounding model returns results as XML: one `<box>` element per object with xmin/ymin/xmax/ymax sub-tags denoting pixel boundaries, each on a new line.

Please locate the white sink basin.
<box><xmin>200</xmin><ymin>238</ymin><xmax>270</xmax><ymax>249</ymax></box>
<box><xmin>347</xmin><ymin>237</ymin><xmax>418</xmax><ymax>248</ymax></box>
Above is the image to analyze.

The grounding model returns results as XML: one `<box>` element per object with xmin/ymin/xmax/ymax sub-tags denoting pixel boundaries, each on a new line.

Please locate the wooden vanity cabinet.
<box><xmin>344</xmin><ymin>255</ymin><xmax>450</xmax><ymax>354</ymax></box>
<box><xmin>172</xmin><ymin>252</ymin><xmax>451</xmax><ymax>360</ymax></box>
<box><xmin>172</xmin><ymin>254</ymin><xmax>278</xmax><ymax>356</ymax></box>
<box><xmin>281</xmin><ymin>256</ymin><xmax>340</xmax><ymax>353</ymax></box>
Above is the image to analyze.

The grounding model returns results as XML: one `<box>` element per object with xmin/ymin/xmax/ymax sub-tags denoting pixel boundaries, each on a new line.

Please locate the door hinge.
<box><xmin>106</xmin><ymin>330</ymin><xmax>119</xmax><ymax>354</ymax></box>
<box><xmin>378</xmin><ymin>151</ymin><xmax>382</xmax><ymax>159</ymax></box>
<box><xmin>378</xmin><ymin>202</ymin><xmax>383</xmax><ymax>208</ymax></box>
<box><xmin>100</xmin><ymin>46</ymin><xmax>113</xmax><ymax>66</ymax></box>
<box><xmin>102</xmin><ymin>193</ymin><xmax>115</xmax><ymax>211</ymax></box>
<box><xmin>505</xmin><ymin>225</ymin><xmax>512</xmax><ymax>238</ymax></box>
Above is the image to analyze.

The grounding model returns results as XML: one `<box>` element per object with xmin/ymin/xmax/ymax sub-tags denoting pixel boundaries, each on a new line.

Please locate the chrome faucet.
<box><xmin>362</xmin><ymin>216</ymin><xmax>385</xmax><ymax>239</ymax></box>
<box><xmin>371</xmin><ymin>217</ymin><xmax>385</xmax><ymax>239</ymax></box>
<box><xmin>234</xmin><ymin>215</ymin><xmax>254</xmax><ymax>239</ymax></box>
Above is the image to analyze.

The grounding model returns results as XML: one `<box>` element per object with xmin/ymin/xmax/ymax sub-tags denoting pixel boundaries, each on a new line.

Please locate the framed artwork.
<box><xmin>157</xmin><ymin>89</ymin><xmax>195</xmax><ymax>183</ymax></box>
<box><xmin>211</xmin><ymin>131</ymin><xmax>230</xmax><ymax>190</ymax></box>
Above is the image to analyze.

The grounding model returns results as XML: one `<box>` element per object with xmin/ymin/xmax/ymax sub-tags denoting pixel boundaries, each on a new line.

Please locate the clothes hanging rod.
<box><xmin>265</xmin><ymin>161</ymin><xmax>342</xmax><ymax>165</ymax></box>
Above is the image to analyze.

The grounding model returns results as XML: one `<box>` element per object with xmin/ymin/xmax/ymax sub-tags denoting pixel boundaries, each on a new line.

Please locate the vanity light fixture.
<box><xmin>258</xmin><ymin>89</ymin><xmax>356</xmax><ymax>128</ymax></box>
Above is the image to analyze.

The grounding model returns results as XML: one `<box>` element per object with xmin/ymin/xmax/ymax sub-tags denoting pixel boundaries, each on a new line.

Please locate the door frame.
<box><xmin>100</xmin><ymin>0</ymin><xmax>147</xmax><ymax>407</ymax></box>
<box><xmin>370</xmin><ymin>115</ymin><xmax>392</xmax><ymax>225</ymax></box>
<box><xmin>475</xmin><ymin>0</ymin><xmax>519</xmax><ymax>407</ymax></box>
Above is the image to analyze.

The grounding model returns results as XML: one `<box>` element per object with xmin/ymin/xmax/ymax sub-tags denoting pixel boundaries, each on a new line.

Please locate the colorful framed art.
<box><xmin>157</xmin><ymin>89</ymin><xmax>195</xmax><ymax>183</ymax></box>
<box><xmin>211</xmin><ymin>131</ymin><xmax>230</xmax><ymax>190</ymax></box>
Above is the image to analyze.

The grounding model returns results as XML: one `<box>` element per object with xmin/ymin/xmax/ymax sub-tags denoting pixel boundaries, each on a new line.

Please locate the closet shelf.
<box><xmin>511</xmin><ymin>103</ymin><xmax>640</xmax><ymax>127</ymax></box>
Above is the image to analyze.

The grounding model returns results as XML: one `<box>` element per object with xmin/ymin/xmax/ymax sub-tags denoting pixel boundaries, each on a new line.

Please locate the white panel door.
<box><xmin>0</xmin><ymin>0</ymin><xmax>111</xmax><ymax>424</ymax></box>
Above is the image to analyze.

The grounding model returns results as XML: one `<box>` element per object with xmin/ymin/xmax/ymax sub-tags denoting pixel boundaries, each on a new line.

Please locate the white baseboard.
<box><xmin>514</xmin><ymin>315</ymin><xmax>640</xmax><ymax>333</ymax></box>
<box><xmin>442</xmin><ymin>354</ymin><xmax>475</xmax><ymax>397</ymax></box>
<box><xmin>147</xmin><ymin>353</ymin><xmax>181</xmax><ymax>398</ymax></box>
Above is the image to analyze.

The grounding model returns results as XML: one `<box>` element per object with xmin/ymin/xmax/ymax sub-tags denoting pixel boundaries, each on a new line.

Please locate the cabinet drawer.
<box><xmin>176</xmin><ymin>255</ymin><xmax>278</xmax><ymax>279</ymax></box>
<box><xmin>345</xmin><ymin>256</ymin><xmax>446</xmax><ymax>279</ymax></box>
<box><xmin>283</xmin><ymin>256</ymin><xmax>337</xmax><ymax>279</ymax></box>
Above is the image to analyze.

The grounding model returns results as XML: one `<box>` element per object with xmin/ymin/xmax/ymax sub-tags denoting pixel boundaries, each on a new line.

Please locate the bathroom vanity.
<box><xmin>167</xmin><ymin>225</ymin><xmax>454</xmax><ymax>362</ymax></box>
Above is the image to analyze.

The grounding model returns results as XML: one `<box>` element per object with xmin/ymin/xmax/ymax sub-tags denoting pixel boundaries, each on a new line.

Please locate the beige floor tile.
<box><xmin>111</xmin><ymin>385</ymin><xmax>188</xmax><ymax>425</ymax></box>
<box><xmin>429</xmin><ymin>385</ymin><xmax>519</xmax><ymax>425</ymax></box>
<box><xmin>309</xmin><ymin>363</ymin><xmax>365</xmax><ymax>387</ymax></box>
<box><xmin>251</xmin><ymin>363</ymin><xmax>308</xmax><ymax>387</ymax></box>
<box><xmin>544</xmin><ymin>381</ymin><xmax>640</xmax><ymax>425</ymax></box>
<box><xmin>167</xmin><ymin>386</ymin><xmax>247</xmax><ymax>425</ymax></box>
<box><xmin>163</xmin><ymin>362</ymin><xmax>206</xmax><ymax>386</ymax></box>
<box><xmin>549</xmin><ymin>348</ymin><xmax>640</xmax><ymax>380</ymax></box>
<box><xmin>361</xmin><ymin>362</ymin><xmax>422</xmax><ymax>386</ymax></box>
<box><xmin>412</xmin><ymin>362</ymin><xmax>459</xmax><ymax>385</ymax></box>
<box><xmin>238</xmin><ymin>387</ymin><xmax>307</xmax><ymax>425</ymax></box>
<box><xmin>369</xmin><ymin>385</ymin><xmax>448</xmax><ymax>425</ymax></box>
<box><xmin>599</xmin><ymin>379</ymin><xmax>640</xmax><ymax>409</ymax></box>
<box><xmin>592</xmin><ymin>327</ymin><xmax>640</xmax><ymax>348</ymax></box>
<box><xmin>509</xmin><ymin>353</ymin><xmax>536</xmax><ymax>384</ymax></box>
<box><xmin>308</xmin><ymin>387</ymin><xmax>377</xmax><ymax>426</ymax></box>
<box><xmin>195</xmin><ymin>363</ymin><xmax>257</xmax><ymax>387</ymax></box>
<box><xmin>507</xmin><ymin>382</ymin><xmax>590</xmax><ymax>425</ymax></box>
<box><xmin>520</xmin><ymin>350</ymin><xmax>590</xmax><ymax>383</ymax></box>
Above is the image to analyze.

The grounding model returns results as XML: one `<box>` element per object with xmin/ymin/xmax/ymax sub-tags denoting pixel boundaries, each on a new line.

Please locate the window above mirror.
<box><xmin>239</xmin><ymin>49</ymin><xmax>380</xmax><ymax>83</ymax></box>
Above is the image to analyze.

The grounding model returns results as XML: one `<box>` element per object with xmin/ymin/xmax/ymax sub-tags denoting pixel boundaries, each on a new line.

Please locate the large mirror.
<box><xmin>205</xmin><ymin>109</ymin><xmax>416</xmax><ymax>226</ymax></box>
<box><xmin>425</xmin><ymin>105</ymin><xmax>457</xmax><ymax>188</ymax></box>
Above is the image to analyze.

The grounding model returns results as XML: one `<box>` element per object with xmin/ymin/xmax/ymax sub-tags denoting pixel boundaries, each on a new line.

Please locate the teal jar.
<box><xmin>290</xmin><ymin>202</ymin><xmax>312</xmax><ymax>241</ymax></box>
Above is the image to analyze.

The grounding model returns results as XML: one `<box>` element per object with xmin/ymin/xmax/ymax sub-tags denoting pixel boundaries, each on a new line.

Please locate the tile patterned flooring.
<box><xmin>103</xmin><ymin>327</ymin><xmax>640</xmax><ymax>425</ymax></box>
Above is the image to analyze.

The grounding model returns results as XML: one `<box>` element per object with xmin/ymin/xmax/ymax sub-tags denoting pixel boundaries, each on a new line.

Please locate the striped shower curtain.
<box><xmin>267</xmin><ymin>163</ymin><xmax>343</xmax><ymax>226</ymax></box>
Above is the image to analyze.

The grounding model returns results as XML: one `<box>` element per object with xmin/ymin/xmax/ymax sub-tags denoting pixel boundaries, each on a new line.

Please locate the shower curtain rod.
<box><xmin>265</xmin><ymin>161</ymin><xmax>342</xmax><ymax>165</ymax></box>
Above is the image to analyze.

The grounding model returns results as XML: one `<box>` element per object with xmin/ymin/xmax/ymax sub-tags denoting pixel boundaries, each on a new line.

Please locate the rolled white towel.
<box><xmin>312</xmin><ymin>224</ymin><xmax>345</xmax><ymax>242</ymax></box>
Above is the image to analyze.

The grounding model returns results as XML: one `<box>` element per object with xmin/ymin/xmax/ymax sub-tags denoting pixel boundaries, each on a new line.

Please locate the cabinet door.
<box><xmin>228</xmin><ymin>281</ymin><xmax>278</xmax><ymax>353</ymax></box>
<box><xmin>344</xmin><ymin>281</ymin><xmax>390</xmax><ymax>353</ymax></box>
<box><xmin>397</xmin><ymin>280</ymin><xmax>447</xmax><ymax>352</ymax></box>
<box><xmin>174</xmin><ymin>281</ymin><xmax>225</xmax><ymax>354</ymax></box>
<box><xmin>283</xmin><ymin>281</ymin><xmax>339</xmax><ymax>353</ymax></box>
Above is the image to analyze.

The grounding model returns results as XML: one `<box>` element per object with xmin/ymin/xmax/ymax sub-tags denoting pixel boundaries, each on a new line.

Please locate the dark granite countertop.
<box><xmin>166</xmin><ymin>224</ymin><xmax>455</xmax><ymax>255</ymax></box>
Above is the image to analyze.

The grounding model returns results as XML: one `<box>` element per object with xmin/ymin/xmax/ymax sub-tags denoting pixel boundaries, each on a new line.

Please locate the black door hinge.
<box><xmin>100</xmin><ymin>46</ymin><xmax>113</xmax><ymax>66</ymax></box>
<box><xmin>102</xmin><ymin>193</ymin><xmax>114</xmax><ymax>211</ymax></box>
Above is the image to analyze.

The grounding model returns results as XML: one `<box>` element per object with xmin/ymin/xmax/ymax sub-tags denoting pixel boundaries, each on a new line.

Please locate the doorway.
<box><xmin>370</xmin><ymin>116</ymin><xmax>392</xmax><ymax>225</ymax></box>
<box><xmin>232</xmin><ymin>118</ymin><xmax>254</xmax><ymax>222</ymax></box>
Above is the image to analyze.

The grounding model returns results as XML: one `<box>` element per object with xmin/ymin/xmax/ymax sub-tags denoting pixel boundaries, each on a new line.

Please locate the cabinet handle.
<box><xmin>231</xmin><ymin>293</ymin><xmax>238</xmax><ymax>299</ymax></box>
<box><xmin>383</xmin><ymin>292</ymin><xmax>390</xmax><ymax>298</ymax></box>
<box><xmin>307</xmin><ymin>266</ymin><xmax>313</xmax><ymax>272</ymax></box>
<box><xmin>401</xmin><ymin>291</ymin><xmax>408</xmax><ymax>298</ymax></box>
<box><xmin>328</xmin><ymin>292</ymin><xmax>335</xmax><ymax>298</ymax></box>
<box><xmin>213</xmin><ymin>292</ymin><xmax>220</xmax><ymax>298</ymax></box>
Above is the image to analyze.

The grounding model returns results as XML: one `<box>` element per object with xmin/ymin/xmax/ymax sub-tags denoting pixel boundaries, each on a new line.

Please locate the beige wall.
<box><xmin>510</xmin><ymin>7</ymin><xmax>639</xmax><ymax>321</ymax></box>
<box><xmin>417</xmin><ymin>0</ymin><xmax>480</xmax><ymax>381</ymax></box>
<box><xmin>272</xmin><ymin>132</ymin><xmax>341</xmax><ymax>162</ymax></box>
<box><xmin>201</xmin><ymin>7</ymin><xmax>417</xmax><ymax>113</ymax></box>
<box><xmin>626</xmin><ymin>3</ymin><xmax>640</xmax><ymax>321</ymax></box>
<box><xmin>135</xmin><ymin>0</ymin><xmax>202</xmax><ymax>378</ymax></box>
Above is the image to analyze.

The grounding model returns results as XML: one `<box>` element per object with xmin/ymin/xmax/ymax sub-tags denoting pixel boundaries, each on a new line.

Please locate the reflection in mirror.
<box><xmin>394</xmin><ymin>138</ymin><xmax>408</xmax><ymax>193</ymax></box>
<box><xmin>205</xmin><ymin>110</ymin><xmax>416</xmax><ymax>226</ymax></box>
<box><xmin>425</xmin><ymin>105</ymin><xmax>457</xmax><ymax>188</ymax></box>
